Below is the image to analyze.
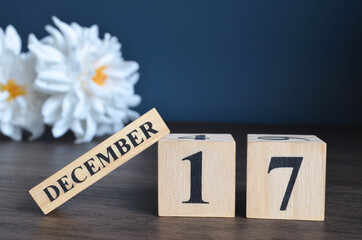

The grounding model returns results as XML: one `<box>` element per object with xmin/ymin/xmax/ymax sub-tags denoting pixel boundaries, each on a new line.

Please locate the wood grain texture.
<box><xmin>246</xmin><ymin>134</ymin><xmax>326</xmax><ymax>221</ymax></box>
<box><xmin>29</xmin><ymin>108</ymin><xmax>169</xmax><ymax>215</ymax></box>
<box><xmin>0</xmin><ymin>123</ymin><xmax>361</xmax><ymax>239</ymax></box>
<box><xmin>158</xmin><ymin>134</ymin><xmax>235</xmax><ymax>217</ymax></box>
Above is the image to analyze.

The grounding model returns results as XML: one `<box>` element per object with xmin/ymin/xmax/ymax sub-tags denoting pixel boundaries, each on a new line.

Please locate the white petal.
<box><xmin>52</xmin><ymin>116</ymin><xmax>71</xmax><ymax>138</ymax></box>
<box><xmin>1</xmin><ymin>122</ymin><xmax>13</xmax><ymax>136</ymax></box>
<box><xmin>5</xmin><ymin>25</ymin><xmax>21</xmax><ymax>54</ymax></box>
<box><xmin>45</xmin><ymin>25</ymin><xmax>65</xmax><ymax>51</ymax></box>
<box><xmin>34</xmin><ymin>77</ymin><xmax>71</xmax><ymax>93</ymax></box>
<box><xmin>127</xmin><ymin>73</ymin><xmax>140</xmax><ymax>85</ymax></box>
<box><xmin>89</xmin><ymin>25</ymin><xmax>99</xmax><ymax>39</ymax></box>
<box><xmin>11</xmin><ymin>126</ymin><xmax>22</xmax><ymax>141</ymax></box>
<box><xmin>70</xmin><ymin>22</ymin><xmax>84</xmax><ymax>39</ymax></box>
<box><xmin>75</xmin><ymin>114</ymin><xmax>96</xmax><ymax>143</ymax></box>
<box><xmin>126</xmin><ymin>94</ymin><xmax>141</xmax><ymax>107</ymax></box>
<box><xmin>127</xmin><ymin>110</ymin><xmax>140</xmax><ymax>120</ymax></box>
<box><xmin>94</xmin><ymin>114</ymin><xmax>112</xmax><ymax>124</ymax></box>
<box><xmin>41</xmin><ymin>36</ymin><xmax>54</xmax><ymax>45</ymax></box>
<box><xmin>0</xmin><ymin>91</ymin><xmax>9</xmax><ymax>102</ymax></box>
<box><xmin>110</xmin><ymin>83</ymin><xmax>134</xmax><ymax>96</ymax></box>
<box><xmin>112</xmin><ymin>121</ymin><xmax>125</xmax><ymax>133</ymax></box>
<box><xmin>106</xmin><ymin>106</ymin><xmax>127</xmax><ymax>120</ymax></box>
<box><xmin>37</xmin><ymin>67</ymin><xmax>72</xmax><ymax>84</ymax></box>
<box><xmin>28</xmin><ymin>124</ymin><xmax>44</xmax><ymax>140</ymax></box>
<box><xmin>103</xmin><ymin>33</ymin><xmax>121</xmax><ymax>52</ymax></box>
<box><xmin>1</xmin><ymin>123</ymin><xmax>21</xmax><ymax>141</ymax></box>
<box><xmin>91</xmin><ymin>99</ymin><xmax>105</xmax><ymax>114</ymax></box>
<box><xmin>28</xmin><ymin>34</ymin><xmax>65</xmax><ymax>63</ymax></box>
<box><xmin>1</xmin><ymin>105</ymin><xmax>14</xmax><ymax>123</ymax></box>
<box><xmin>15</xmin><ymin>96</ymin><xmax>27</xmax><ymax>109</ymax></box>
<box><xmin>106</xmin><ymin>61</ymin><xmax>139</xmax><ymax>79</ymax></box>
<box><xmin>42</xmin><ymin>95</ymin><xmax>63</xmax><ymax>123</ymax></box>
<box><xmin>44</xmin><ymin>112</ymin><xmax>61</xmax><ymax>125</ymax></box>
<box><xmin>70</xmin><ymin>119</ymin><xmax>84</xmax><ymax>136</ymax></box>
<box><xmin>52</xmin><ymin>16</ymin><xmax>78</xmax><ymax>48</ymax></box>
<box><xmin>61</xmin><ymin>93</ymin><xmax>75</xmax><ymax>118</ymax></box>
<box><xmin>112</xmin><ymin>96</ymin><xmax>130</xmax><ymax>109</ymax></box>
<box><xmin>95</xmin><ymin>123</ymin><xmax>112</xmax><ymax>136</ymax></box>
<box><xmin>24</xmin><ymin>114</ymin><xmax>45</xmax><ymax>140</ymax></box>
<box><xmin>73</xmin><ymin>90</ymin><xmax>87</xmax><ymax>119</ymax></box>
<box><xmin>94</xmin><ymin>53</ymin><xmax>115</xmax><ymax>67</ymax></box>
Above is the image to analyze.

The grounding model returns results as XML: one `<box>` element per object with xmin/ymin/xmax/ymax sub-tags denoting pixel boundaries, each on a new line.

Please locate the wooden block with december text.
<box><xmin>29</xmin><ymin>108</ymin><xmax>169</xmax><ymax>215</ymax></box>
<box><xmin>246</xmin><ymin>134</ymin><xmax>327</xmax><ymax>221</ymax></box>
<box><xmin>158</xmin><ymin>134</ymin><xmax>236</xmax><ymax>217</ymax></box>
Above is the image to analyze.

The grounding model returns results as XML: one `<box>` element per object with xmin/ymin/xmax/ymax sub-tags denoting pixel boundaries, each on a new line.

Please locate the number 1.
<box><xmin>268</xmin><ymin>157</ymin><xmax>303</xmax><ymax>211</ymax></box>
<box><xmin>182</xmin><ymin>151</ymin><xmax>208</xmax><ymax>204</ymax></box>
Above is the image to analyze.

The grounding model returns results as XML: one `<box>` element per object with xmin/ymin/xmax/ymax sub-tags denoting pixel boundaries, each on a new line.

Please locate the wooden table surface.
<box><xmin>0</xmin><ymin>122</ymin><xmax>361</xmax><ymax>239</ymax></box>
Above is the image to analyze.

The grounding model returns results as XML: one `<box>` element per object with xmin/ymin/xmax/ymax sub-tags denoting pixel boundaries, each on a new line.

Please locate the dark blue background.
<box><xmin>1</xmin><ymin>0</ymin><xmax>361</xmax><ymax>125</ymax></box>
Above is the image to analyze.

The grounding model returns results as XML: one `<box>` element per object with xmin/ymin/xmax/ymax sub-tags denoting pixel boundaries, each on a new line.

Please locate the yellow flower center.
<box><xmin>0</xmin><ymin>79</ymin><xmax>27</xmax><ymax>101</ymax></box>
<box><xmin>92</xmin><ymin>66</ymin><xmax>107</xmax><ymax>85</ymax></box>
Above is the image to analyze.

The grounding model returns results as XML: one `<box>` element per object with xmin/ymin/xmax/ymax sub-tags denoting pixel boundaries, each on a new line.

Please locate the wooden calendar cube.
<box><xmin>158</xmin><ymin>134</ymin><xmax>235</xmax><ymax>217</ymax></box>
<box><xmin>246</xmin><ymin>134</ymin><xmax>327</xmax><ymax>221</ymax></box>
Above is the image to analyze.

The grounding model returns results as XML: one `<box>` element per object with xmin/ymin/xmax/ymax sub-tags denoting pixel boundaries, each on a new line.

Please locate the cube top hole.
<box><xmin>248</xmin><ymin>134</ymin><xmax>324</xmax><ymax>143</ymax></box>
<box><xmin>161</xmin><ymin>134</ymin><xmax>234</xmax><ymax>142</ymax></box>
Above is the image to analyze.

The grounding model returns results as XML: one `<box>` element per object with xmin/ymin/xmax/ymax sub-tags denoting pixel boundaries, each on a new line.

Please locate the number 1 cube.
<box><xmin>158</xmin><ymin>134</ymin><xmax>236</xmax><ymax>217</ymax></box>
<box><xmin>246</xmin><ymin>134</ymin><xmax>327</xmax><ymax>221</ymax></box>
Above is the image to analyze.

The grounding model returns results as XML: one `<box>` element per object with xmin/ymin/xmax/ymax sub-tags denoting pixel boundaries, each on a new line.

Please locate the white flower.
<box><xmin>29</xmin><ymin>17</ymin><xmax>141</xmax><ymax>143</ymax></box>
<box><xmin>0</xmin><ymin>26</ymin><xmax>44</xmax><ymax>141</ymax></box>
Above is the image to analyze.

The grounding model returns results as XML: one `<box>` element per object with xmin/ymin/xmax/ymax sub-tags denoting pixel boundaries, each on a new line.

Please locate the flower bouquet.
<box><xmin>0</xmin><ymin>17</ymin><xmax>140</xmax><ymax>143</ymax></box>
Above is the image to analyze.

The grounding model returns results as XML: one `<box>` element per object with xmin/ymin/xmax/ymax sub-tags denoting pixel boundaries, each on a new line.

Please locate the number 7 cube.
<box><xmin>158</xmin><ymin>134</ymin><xmax>236</xmax><ymax>217</ymax></box>
<box><xmin>246</xmin><ymin>134</ymin><xmax>327</xmax><ymax>221</ymax></box>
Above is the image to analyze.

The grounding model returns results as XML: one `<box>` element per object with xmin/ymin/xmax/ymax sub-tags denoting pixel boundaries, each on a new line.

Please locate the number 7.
<box><xmin>268</xmin><ymin>157</ymin><xmax>303</xmax><ymax>211</ymax></box>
